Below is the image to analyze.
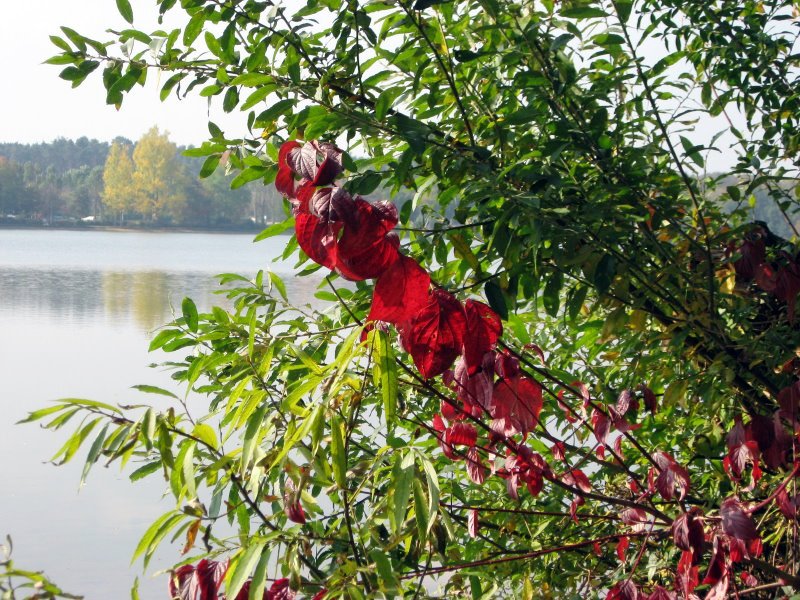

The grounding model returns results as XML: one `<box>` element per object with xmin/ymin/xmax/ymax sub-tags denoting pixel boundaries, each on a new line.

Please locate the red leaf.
<box><xmin>490</xmin><ymin>375</ymin><xmax>543</xmax><ymax>436</ymax></box>
<box><xmin>720</xmin><ymin>497</ymin><xmax>758</xmax><ymax>542</ymax></box>
<box><xmin>368</xmin><ymin>255</ymin><xmax>431</xmax><ymax>324</ymax></box>
<box><xmin>775</xmin><ymin>487</ymin><xmax>800</xmax><ymax>519</ymax></box>
<box><xmin>462</xmin><ymin>299</ymin><xmax>503</xmax><ymax>374</ymax></box>
<box><xmin>295</xmin><ymin>213</ymin><xmax>341</xmax><ymax>271</ymax></box>
<box><xmin>592</xmin><ymin>408</ymin><xmax>610</xmax><ymax>445</ymax></box>
<box><xmin>733</xmin><ymin>233</ymin><xmax>766</xmax><ymax>282</ymax></box>
<box><xmin>453</xmin><ymin>356</ymin><xmax>493</xmax><ymax>414</ymax></box>
<box><xmin>276</xmin><ymin>141</ymin><xmax>301</xmax><ymax>197</ymax></box>
<box><xmin>466</xmin><ymin>447</ymin><xmax>487</xmax><ymax>484</ymax></box>
<box><xmin>399</xmin><ymin>289</ymin><xmax>467</xmax><ymax>379</ymax></box>
<box><xmin>778</xmin><ymin>380</ymin><xmax>800</xmax><ymax>422</ymax></box>
<box><xmin>563</xmin><ymin>469</ymin><xmax>591</xmax><ymax>493</ymax></box>
<box><xmin>311</xmin><ymin>590</ymin><xmax>328</xmax><ymax>600</ymax></box>
<box><xmin>468</xmin><ymin>509</ymin><xmax>479</xmax><ymax>538</ymax></box>
<box><xmin>336</xmin><ymin>198</ymin><xmax>400</xmax><ymax>280</ymax></box>
<box><xmin>195</xmin><ymin>559</ymin><xmax>228</xmax><ymax>600</ymax></box>
<box><xmin>446</xmin><ymin>422</ymin><xmax>477</xmax><ymax>448</ymax></box>
<box><xmin>616</xmin><ymin>536</ymin><xmax>630</xmax><ymax>562</ymax></box>
<box><xmin>283</xmin><ymin>479</ymin><xmax>306</xmax><ymax>525</ymax></box>
<box><xmin>266</xmin><ymin>578</ymin><xmax>296</xmax><ymax>600</ymax></box>
<box><xmin>551</xmin><ymin>441</ymin><xmax>566</xmax><ymax>462</ymax></box>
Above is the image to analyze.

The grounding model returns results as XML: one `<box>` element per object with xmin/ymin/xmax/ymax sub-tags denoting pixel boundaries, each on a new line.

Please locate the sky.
<box><xmin>0</xmin><ymin>1</ymin><xmax>243</xmax><ymax>147</ymax></box>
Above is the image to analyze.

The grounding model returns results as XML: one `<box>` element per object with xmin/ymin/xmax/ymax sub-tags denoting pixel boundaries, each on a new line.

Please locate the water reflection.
<box><xmin>0</xmin><ymin>267</ymin><xmax>323</xmax><ymax>333</ymax></box>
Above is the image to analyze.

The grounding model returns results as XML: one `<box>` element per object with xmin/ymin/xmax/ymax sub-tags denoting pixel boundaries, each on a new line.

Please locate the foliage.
<box><xmin>102</xmin><ymin>139</ymin><xmax>136</xmax><ymax>221</ymax></box>
<box><xmin>24</xmin><ymin>0</ymin><xmax>800</xmax><ymax>598</ymax></box>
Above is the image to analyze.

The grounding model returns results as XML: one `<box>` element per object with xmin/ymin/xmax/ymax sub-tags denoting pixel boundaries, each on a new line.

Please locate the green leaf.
<box><xmin>226</xmin><ymin>542</ymin><xmax>267</xmax><ymax>600</ymax></box>
<box><xmin>391</xmin><ymin>452</ymin><xmax>414</xmax><ymax>534</ymax></box>
<box><xmin>373</xmin><ymin>330</ymin><xmax>398</xmax><ymax>429</ymax></box>
<box><xmin>255</xmin><ymin>98</ymin><xmax>296</xmax><ymax>124</ymax></box>
<box><xmin>181</xmin><ymin>297</ymin><xmax>199</xmax><ymax>332</ymax></box>
<box><xmin>199</xmin><ymin>154</ymin><xmax>220</xmax><ymax>178</ymax></box>
<box><xmin>116</xmin><ymin>0</ymin><xmax>134</xmax><ymax>24</ymax></box>
<box><xmin>593</xmin><ymin>254</ymin><xmax>616</xmax><ymax>295</ymax></box>
<box><xmin>132</xmin><ymin>384</ymin><xmax>179</xmax><ymax>400</ymax></box>
<box><xmin>561</xmin><ymin>6</ymin><xmax>607</xmax><ymax>18</ymax></box>
<box><xmin>330</xmin><ymin>416</ymin><xmax>347</xmax><ymax>489</ymax></box>
<box><xmin>370</xmin><ymin>549</ymin><xmax>399</xmax><ymax>594</ymax></box>
<box><xmin>192</xmin><ymin>423</ymin><xmax>219</xmax><ymax>450</ymax></box>
<box><xmin>254</xmin><ymin>218</ymin><xmax>294</xmax><ymax>242</ymax></box>
<box><xmin>484</xmin><ymin>280</ymin><xmax>508</xmax><ymax>320</ymax></box>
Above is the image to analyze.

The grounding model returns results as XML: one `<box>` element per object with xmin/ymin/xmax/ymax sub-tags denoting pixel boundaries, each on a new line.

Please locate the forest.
<box><xmin>0</xmin><ymin>130</ymin><xmax>286</xmax><ymax>228</ymax></box>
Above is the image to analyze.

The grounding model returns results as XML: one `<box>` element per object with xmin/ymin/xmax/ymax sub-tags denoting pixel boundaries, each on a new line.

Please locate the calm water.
<box><xmin>0</xmin><ymin>229</ymin><xmax>318</xmax><ymax>599</ymax></box>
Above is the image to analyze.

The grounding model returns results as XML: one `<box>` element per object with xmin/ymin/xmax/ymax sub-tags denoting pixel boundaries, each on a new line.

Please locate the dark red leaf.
<box><xmin>563</xmin><ymin>469</ymin><xmax>591</xmax><ymax>493</ymax></box>
<box><xmin>551</xmin><ymin>441</ymin><xmax>566</xmax><ymax>462</ymax></box>
<box><xmin>778</xmin><ymin>380</ymin><xmax>800</xmax><ymax>422</ymax></box>
<box><xmin>462</xmin><ymin>299</ymin><xmax>503</xmax><ymax>374</ymax></box>
<box><xmin>775</xmin><ymin>487</ymin><xmax>800</xmax><ymax>519</ymax></box>
<box><xmin>195</xmin><ymin>559</ymin><xmax>228</xmax><ymax>600</ymax></box>
<box><xmin>733</xmin><ymin>233</ymin><xmax>766</xmax><ymax>282</ymax></box>
<box><xmin>453</xmin><ymin>356</ymin><xmax>493</xmax><ymax>414</ymax></box>
<box><xmin>720</xmin><ymin>497</ymin><xmax>758</xmax><ymax>542</ymax></box>
<box><xmin>621</xmin><ymin>508</ymin><xmax>649</xmax><ymax>533</ymax></box>
<box><xmin>446</xmin><ymin>422</ymin><xmax>477</xmax><ymax>448</ymax></box>
<box><xmin>671</xmin><ymin>509</ymin><xmax>705</xmax><ymax>561</ymax></box>
<box><xmin>368</xmin><ymin>255</ymin><xmax>431</xmax><ymax>324</ymax></box>
<box><xmin>491</xmin><ymin>375</ymin><xmax>543</xmax><ymax>436</ymax></box>
<box><xmin>639</xmin><ymin>385</ymin><xmax>658</xmax><ymax>415</ymax></box>
<box><xmin>399</xmin><ymin>289</ymin><xmax>467</xmax><ymax>379</ymax></box>
<box><xmin>653</xmin><ymin>452</ymin><xmax>690</xmax><ymax>501</ymax></box>
<box><xmin>493</xmin><ymin>351</ymin><xmax>520</xmax><ymax>379</ymax></box>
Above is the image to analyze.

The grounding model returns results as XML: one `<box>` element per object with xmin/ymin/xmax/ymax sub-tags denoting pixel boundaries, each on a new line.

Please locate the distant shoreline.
<box><xmin>0</xmin><ymin>222</ymin><xmax>278</xmax><ymax>235</ymax></box>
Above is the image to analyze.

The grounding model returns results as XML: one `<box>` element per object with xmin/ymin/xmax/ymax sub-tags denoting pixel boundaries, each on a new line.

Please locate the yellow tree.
<box><xmin>101</xmin><ymin>140</ymin><xmax>135</xmax><ymax>224</ymax></box>
<box><xmin>131</xmin><ymin>127</ymin><xmax>186</xmax><ymax>222</ymax></box>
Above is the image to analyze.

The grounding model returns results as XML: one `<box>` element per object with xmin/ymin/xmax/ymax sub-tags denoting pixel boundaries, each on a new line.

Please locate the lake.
<box><xmin>0</xmin><ymin>228</ymin><xmax>319</xmax><ymax>599</ymax></box>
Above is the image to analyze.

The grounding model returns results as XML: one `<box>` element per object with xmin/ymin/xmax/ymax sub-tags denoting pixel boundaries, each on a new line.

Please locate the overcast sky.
<box><xmin>0</xmin><ymin>1</ymin><xmax>244</xmax><ymax>147</ymax></box>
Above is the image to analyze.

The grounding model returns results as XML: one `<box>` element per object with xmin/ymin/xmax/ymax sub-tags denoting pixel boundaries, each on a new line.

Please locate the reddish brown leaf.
<box><xmin>671</xmin><ymin>509</ymin><xmax>705</xmax><ymax>561</ymax></box>
<box><xmin>466</xmin><ymin>447</ymin><xmax>487</xmax><ymax>484</ymax></box>
<box><xmin>647</xmin><ymin>586</ymin><xmax>675</xmax><ymax>600</ymax></box>
<box><xmin>468</xmin><ymin>509</ymin><xmax>479</xmax><ymax>538</ymax></box>
<box><xmin>181</xmin><ymin>519</ymin><xmax>202</xmax><ymax>556</ymax></box>
<box><xmin>367</xmin><ymin>255</ymin><xmax>431</xmax><ymax>324</ymax></box>
<box><xmin>606</xmin><ymin>579</ymin><xmax>640</xmax><ymax>600</ymax></box>
<box><xmin>653</xmin><ymin>452</ymin><xmax>690</xmax><ymax>501</ymax></box>
<box><xmin>592</xmin><ymin>408</ymin><xmax>610</xmax><ymax>445</ymax></box>
<box><xmin>677</xmin><ymin>548</ymin><xmax>700</xmax><ymax>597</ymax></box>
<box><xmin>639</xmin><ymin>385</ymin><xmax>658</xmax><ymax>415</ymax></box>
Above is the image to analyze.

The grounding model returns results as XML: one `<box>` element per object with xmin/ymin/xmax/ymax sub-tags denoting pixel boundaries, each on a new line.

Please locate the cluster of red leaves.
<box><xmin>168</xmin><ymin>561</ymin><xmax>321</xmax><ymax>600</ymax></box>
<box><xmin>734</xmin><ymin>227</ymin><xmax>800</xmax><ymax>321</ymax></box>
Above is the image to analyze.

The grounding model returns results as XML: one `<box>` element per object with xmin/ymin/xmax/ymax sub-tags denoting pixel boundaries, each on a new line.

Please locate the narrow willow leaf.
<box><xmin>80</xmin><ymin>422</ymin><xmax>109</xmax><ymax>485</ymax></box>
<box><xmin>269</xmin><ymin>403</ymin><xmax>323</xmax><ymax>470</ymax></box>
<box><xmin>330</xmin><ymin>416</ymin><xmax>347</xmax><ymax>489</ymax></box>
<box><xmin>131</xmin><ymin>384</ymin><xmax>178</xmax><ymax>399</ymax></box>
<box><xmin>226</xmin><ymin>541</ymin><xmax>267</xmax><ymax>599</ymax></box>
<box><xmin>391</xmin><ymin>452</ymin><xmax>414</xmax><ymax>534</ymax></box>
<box><xmin>373</xmin><ymin>330</ymin><xmax>398</xmax><ymax>428</ymax></box>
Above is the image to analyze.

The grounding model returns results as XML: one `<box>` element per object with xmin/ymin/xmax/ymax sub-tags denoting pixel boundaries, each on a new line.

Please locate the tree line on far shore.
<box><xmin>0</xmin><ymin>128</ymin><xmax>287</xmax><ymax>228</ymax></box>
